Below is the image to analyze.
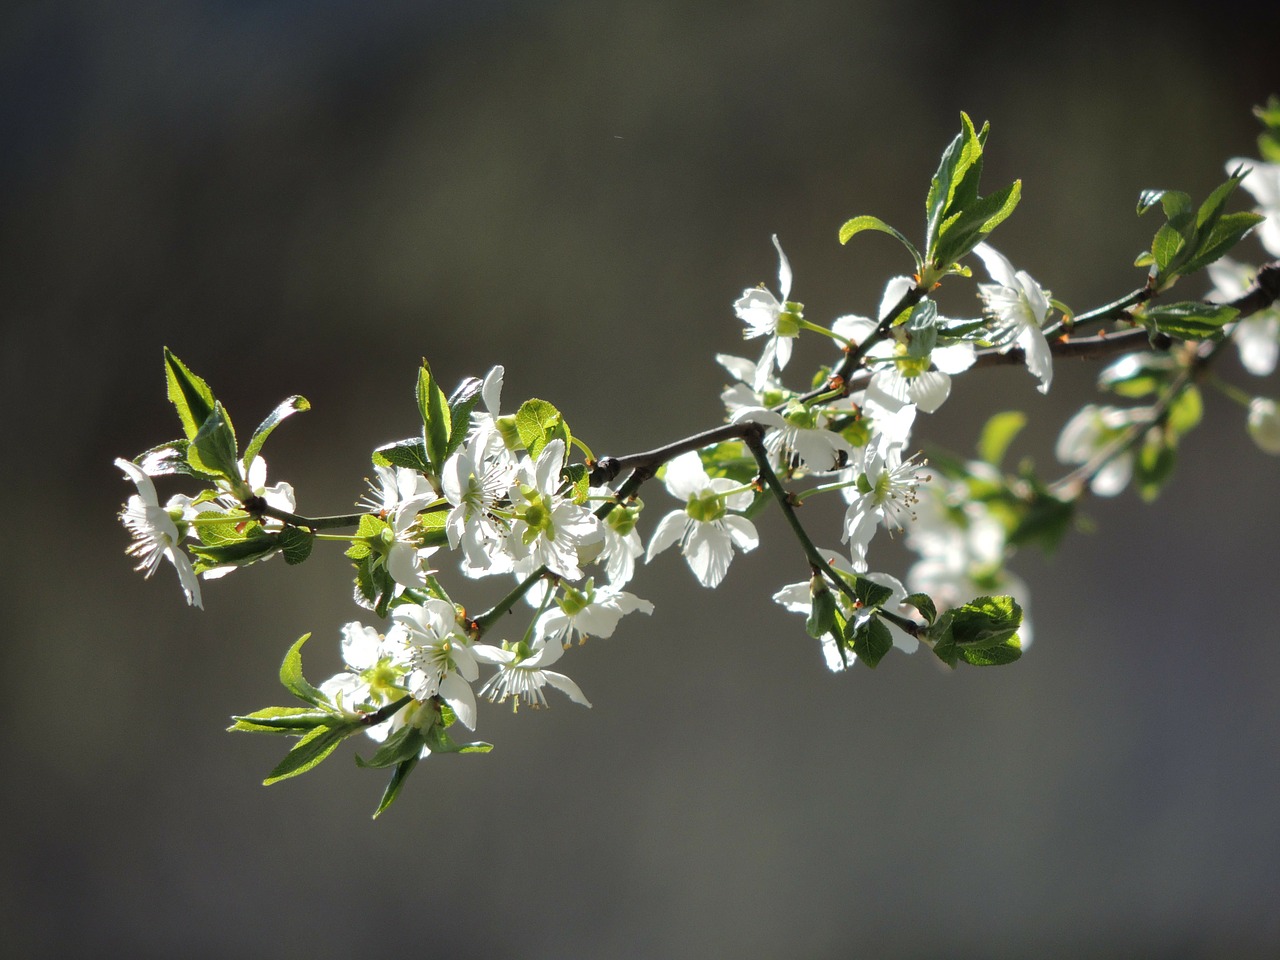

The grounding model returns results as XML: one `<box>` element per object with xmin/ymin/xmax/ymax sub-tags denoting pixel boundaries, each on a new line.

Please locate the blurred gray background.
<box><xmin>4</xmin><ymin>2</ymin><xmax>1280</xmax><ymax>957</ymax></box>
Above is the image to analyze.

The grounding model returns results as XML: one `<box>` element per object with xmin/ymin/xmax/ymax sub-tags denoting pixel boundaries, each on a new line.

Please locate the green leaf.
<box><xmin>164</xmin><ymin>348</ymin><xmax>217</xmax><ymax>441</ymax></box>
<box><xmin>903</xmin><ymin>593</ymin><xmax>937</xmax><ymax>624</ymax></box>
<box><xmin>1255</xmin><ymin>95</ymin><xmax>1280</xmax><ymax>162</ymax></box>
<box><xmin>944</xmin><ymin>595</ymin><xmax>1022</xmax><ymax>649</ymax></box>
<box><xmin>849</xmin><ymin>616</ymin><xmax>893</xmax><ymax>668</ymax></box>
<box><xmin>977</xmin><ymin>411</ymin><xmax>1027</xmax><ymax>467</ymax></box>
<box><xmin>1144</xmin><ymin>302</ymin><xmax>1238</xmax><ymax>340</ymax></box>
<box><xmin>932</xmin><ymin>178</ymin><xmax>1022</xmax><ymax>268</ymax></box>
<box><xmin>852</xmin><ymin>575</ymin><xmax>894</xmax><ymax>611</ymax></box>
<box><xmin>1007</xmin><ymin>483</ymin><xmax>1075</xmax><ymax>554</ymax></box>
<box><xmin>279</xmin><ymin>633</ymin><xmax>327</xmax><ymax>707</ymax></box>
<box><xmin>262</xmin><ymin>723</ymin><xmax>355</xmax><ymax>785</ymax></box>
<box><xmin>925</xmin><ymin>113</ymin><xmax>981</xmax><ymax>258</ymax></box>
<box><xmin>243</xmin><ymin>395</ymin><xmax>309</xmax><ymax>470</ymax></box>
<box><xmin>1177</xmin><ymin>211</ymin><xmax>1265</xmax><ymax>276</ymax></box>
<box><xmin>372</xmin><ymin>756</ymin><xmax>420</xmax><ymax>818</ymax></box>
<box><xmin>1135</xmin><ymin>432</ymin><xmax>1176</xmax><ymax>502</ymax></box>
<box><xmin>1151</xmin><ymin>222</ymin><xmax>1188</xmax><ymax>273</ymax></box>
<box><xmin>1098</xmin><ymin>352</ymin><xmax>1176</xmax><ymax>398</ymax></box>
<box><xmin>515</xmin><ymin>398</ymin><xmax>571</xmax><ymax>459</ymax></box>
<box><xmin>355</xmin><ymin>725</ymin><xmax>426</xmax><ymax>769</ymax></box>
<box><xmin>838</xmin><ymin>215</ymin><xmax>924</xmax><ymax>272</ymax></box>
<box><xmin>278</xmin><ymin>525</ymin><xmax>314</xmax><ymax>565</ymax></box>
<box><xmin>189</xmin><ymin>401</ymin><xmax>240</xmax><ymax>481</ymax></box>
<box><xmin>446</xmin><ymin>376</ymin><xmax>485</xmax><ymax>460</ymax></box>
<box><xmin>1136</xmin><ymin>188</ymin><xmax>1191</xmax><ymax>220</ymax></box>
<box><xmin>417</xmin><ymin>360</ymin><xmax>452</xmax><ymax>473</ymax></box>
<box><xmin>373</xmin><ymin>437</ymin><xmax>431</xmax><ymax>473</ymax></box>
<box><xmin>228</xmin><ymin>706</ymin><xmax>340</xmax><ymax>734</ymax></box>
<box><xmin>1167</xmin><ymin>385</ymin><xmax>1203</xmax><ymax>436</ymax></box>
<box><xmin>422</xmin><ymin>724</ymin><xmax>494</xmax><ymax>755</ymax></box>
<box><xmin>345</xmin><ymin>514</ymin><xmax>388</xmax><ymax>561</ymax></box>
<box><xmin>959</xmin><ymin>636</ymin><xmax>1022</xmax><ymax>666</ymax></box>
<box><xmin>189</xmin><ymin>535</ymin><xmax>279</xmax><ymax>572</ymax></box>
<box><xmin>564</xmin><ymin>463</ymin><xmax>591</xmax><ymax>504</ymax></box>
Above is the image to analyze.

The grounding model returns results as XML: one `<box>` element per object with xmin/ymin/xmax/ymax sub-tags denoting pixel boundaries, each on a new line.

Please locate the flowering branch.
<box><xmin>112</xmin><ymin>101</ymin><xmax>1280</xmax><ymax>817</ymax></box>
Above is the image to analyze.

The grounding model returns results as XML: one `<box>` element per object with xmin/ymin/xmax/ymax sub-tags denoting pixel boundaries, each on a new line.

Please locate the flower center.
<box><xmin>776</xmin><ymin>301</ymin><xmax>804</xmax><ymax>338</ymax></box>
<box><xmin>686</xmin><ymin>490</ymin><xmax>726</xmax><ymax>523</ymax></box>
<box><xmin>516</xmin><ymin>486</ymin><xmax>554</xmax><ymax>544</ymax></box>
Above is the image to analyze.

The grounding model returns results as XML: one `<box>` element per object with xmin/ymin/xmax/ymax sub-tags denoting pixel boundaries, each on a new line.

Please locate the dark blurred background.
<box><xmin>4</xmin><ymin>2</ymin><xmax>1280</xmax><ymax>957</ymax></box>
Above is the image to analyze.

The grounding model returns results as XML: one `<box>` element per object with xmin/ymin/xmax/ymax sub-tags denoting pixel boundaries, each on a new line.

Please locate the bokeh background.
<box><xmin>4</xmin><ymin>2</ymin><xmax>1280</xmax><ymax>957</ymax></box>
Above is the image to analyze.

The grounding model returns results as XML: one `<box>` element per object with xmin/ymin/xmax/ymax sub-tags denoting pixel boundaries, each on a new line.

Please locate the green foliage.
<box><xmin>1142</xmin><ymin>302</ymin><xmax>1238</xmax><ymax>340</ymax></box>
<box><xmin>977</xmin><ymin>411</ymin><xmax>1027</xmax><ymax>467</ymax></box>
<box><xmin>164</xmin><ymin>347</ymin><xmax>218</xmax><ymax>442</ymax></box>
<box><xmin>372</xmin><ymin>437</ymin><xmax>431</xmax><ymax>473</ymax></box>
<box><xmin>417</xmin><ymin>360</ymin><xmax>453</xmax><ymax>473</ymax></box>
<box><xmin>1135</xmin><ymin>173</ymin><xmax>1264</xmax><ymax>291</ymax></box>
<box><xmin>515</xmin><ymin>398</ymin><xmax>572</xmax><ymax>458</ymax></box>
<box><xmin>1097</xmin><ymin>352</ymin><xmax>1177</xmax><ymax>398</ymax></box>
<box><xmin>262</xmin><ymin>724</ymin><xmax>357</xmax><ymax>785</ymax></box>
<box><xmin>278</xmin><ymin>525</ymin><xmax>315</xmax><ymax>565</ymax></box>
<box><xmin>1255</xmin><ymin>94</ymin><xmax>1280</xmax><ymax>162</ymax></box>
<box><xmin>838</xmin><ymin>215</ymin><xmax>924</xmax><ymax>274</ymax></box>
<box><xmin>279</xmin><ymin>633</ymin><xmax>327</xmax><ymax>707</ymax></box>
<box><xmin>848</xmin><ymin>616</ymin><xmax>894</xmax><ymax>668</ymax></box>
<box><xmin>930</xmin><ymin>595</ymin><xmax>1023</xmax><ymax>667</ymax></box>
<box><xmin>923</xmin><ymin>113</ymin><xmax>1021</xmax><ymax>281</ymax></box>
<box><xmin>244</xmin><ymin>395</ymin><xmax>309</xmax><ymax>470</ymax></box>
<box><xmin>839</xmin><ymin>113</ymin><xmax>1019</xmax><ymax>288</ymax></box>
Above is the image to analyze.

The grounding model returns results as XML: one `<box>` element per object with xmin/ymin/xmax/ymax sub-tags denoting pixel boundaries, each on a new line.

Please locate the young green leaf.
<box><xmin>849</xmin><ymin>616</ymin><xmax>894</xmax><ymax>668</ymax></box>
<box><xmin>515</xmin><ymin>398</ymin><xmax>571</xmax><ymax>458</ymax></box>
<box><xmin>279</xmin><ymin>633</ymin><xmax>327</xmax><ymax>707</ymax></box>
<box><xmin>371</xmin><ymin>756</ymin><xmax>420</xmax><ymax>818</ymax></box>
<box><xmin>1143</xmin><ymin>302</ymin><xmax>1238</xmax><ymax>340</ymax></box>
<box><xmin>977</xmin><ymin>411</ymin><xmax>1027</xmax><ymax>467</ymax></box>
<box><xmin>278</xmin><ymin>525</ymin><xmax>314</xmax><ymax>565</ymax></box>
<box><xmin>262</xmin><ymin>723</ymin><xmax>356</xmax><ymax>785</ymax></box>
<box><xmin>164</xmin><ymin>348</ymin><xmax>218</xmax><ymax>441</ymax></box>
<box><xmin>228</xmin><ymin>706</ymin><xmax>341</xmax><ymax>734</ymax></box>
<box><xmin>417</xmin><ymin>360</ymin><xmax>452</xmax><ymax>473</ymax></box>
<box><xmin>355</xmin><ymin>725</ymin><xmax>426</xmax><ymax>769</ymax></box>
<box><xmin>838</xmin><ymin>215</ymin><xmax>924</xmax><ymax>273</ymax></box>
<box><xmin>373</xmin><ymin>437</ymin><xmax>431</xmax><ymax>473</ymax></box>
<box><xmin>243</xmin><ymin>395</ymin><xmax>310</xmax><ymax>470</ymax></box>
<box><xmin>189</xmin><ymin>401</ymin><xmax>240</xmax><ymax>482</ymax></box>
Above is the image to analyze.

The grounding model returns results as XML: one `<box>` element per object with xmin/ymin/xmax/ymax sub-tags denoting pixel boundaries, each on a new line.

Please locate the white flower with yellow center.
<box><xmin>735</xmin><ymin>235</ymin><xmax>804</xmax><ymax>391</ymax></box>
<box><xmin>115</xmin><ymin>458</ymin><xmax>202</xmax><ymax>608</ymax></box>
<box><xmin>645</xmin><ymin>450</ymin><xmax>759</xmax><ymax>588</ymax></box>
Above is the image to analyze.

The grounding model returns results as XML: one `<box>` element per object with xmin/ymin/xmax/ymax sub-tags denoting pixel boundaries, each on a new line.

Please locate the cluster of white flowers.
<box><xmin>722</xmin><ymin>237</ymin><xmax>1053</xmax><ymax>666</ymax></box>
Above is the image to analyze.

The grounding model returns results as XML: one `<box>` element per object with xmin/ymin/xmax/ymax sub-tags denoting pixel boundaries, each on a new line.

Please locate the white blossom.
<box><xmin>1055</xmin><ymin>404</ymin><xmax>1141</xmax><ymax>497</ymax></box>
<box><xmin>645</xmin><ymin>450</ymin><xmax>759</xmax><ymax>588</ymax></box>
<box><xmin>840</xmin><ymin>445</ymin><xmax>928</xmax><ymax>571</ymax></box>
<box><xmin>473</xmin><ymin>638</ymin><xmax>590</xmax><ymax>709</ymax></box>
<box><xmin>1207</xmin><ymin>258</ymin><xmax>1280</xmax><ymax>377</ymax></box>
<box><xmin>388</xmin><ymin>600</ymin><xmax>480</xmax><ymax>730</ymax></box>
<box><xmin>319</xmin><ymin>621</ymin><xmax>411</xmax><ymax>742</ymax></box>
<box><xmin>505</xmin><ymin>439</ymin><xmax>602</xmax><ymax>581</ymax></box>
<box><xmin>1228</xmin><ymin>158</ymin><xmax>1280</xmax><ymax>257</ymax></box>
<box><xmin>1247</xmin><ymin>397</ymin><xmax>1280</xmax><ymax>455</ymax></box>
<box><xmin>773</xmin><ymin>549</ymin><xmax>918</xmax><ymax>671</ymax></box>
<box><xmin>735</xmin><ymin>235</ymin><xmax>801</xmax><ymax>390</ymax></box>
<box><xmin>535</xmin><ymin>579</ymin><xmax>654</xmax><ymax>647</ymax></box>
<box><xmin>731</xmin><ymin>403</ymin><xmax>854</xmax><ymax>473</ymax></box>
<box><xmin>906</xmin><ymin>487</ymin><xmax>1033</xmax><ymax>647</ymax></box>
<box><xmin>973</xmin><ymin>242</ymin><xmax>1054</xmax><ymax>394</ymax></box>
<box><xmin>115</xmin><ymin>458</ymin><xmax>203</xmax><ymax>608</ymax></box>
